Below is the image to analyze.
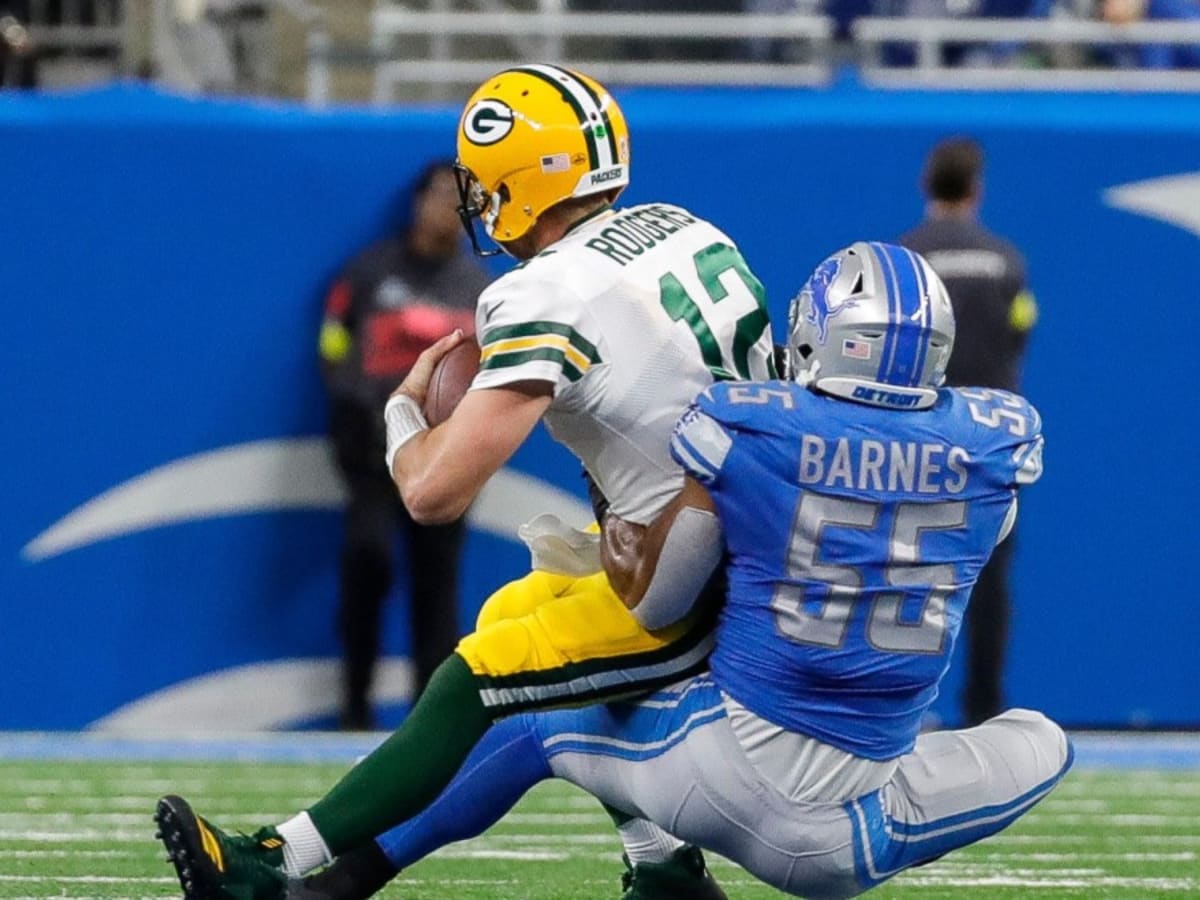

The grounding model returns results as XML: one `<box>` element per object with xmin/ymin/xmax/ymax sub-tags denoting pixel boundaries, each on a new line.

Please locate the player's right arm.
<box><xmin>604</xmin><ymin>390</ymin><xmax>739</xmax><ymax>629</ymax></box>
<box><xmin>393</xmin><ymin>376</ymin><xmax>553</xmax><ymax>524</ymax></box>
<box><xmin>387</xmin><ymin>269</ymin><xmax>591</xmax><ymax>524</ymax></box>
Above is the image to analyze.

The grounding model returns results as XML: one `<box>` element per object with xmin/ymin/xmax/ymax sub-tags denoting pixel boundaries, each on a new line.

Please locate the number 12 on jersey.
<box><xmin>659</xmin><ymin>242</ymin><xmax>775</xmax><ymax>382</ymax></box>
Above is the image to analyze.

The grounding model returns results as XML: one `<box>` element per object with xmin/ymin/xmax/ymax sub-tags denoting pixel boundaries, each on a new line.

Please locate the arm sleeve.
<box><xmin>632</xmin><ymin>506</ymin><xmax>724</xmax><ymax>631</ymax></box>
<box><xmin>471</xmin><ymin>276</ymin><xmax>601</xmax><ymax>397</ymax></box>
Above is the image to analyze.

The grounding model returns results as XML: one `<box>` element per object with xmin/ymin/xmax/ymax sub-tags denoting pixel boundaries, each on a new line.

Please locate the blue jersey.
<box><xmin>669</xmin><ymin>381</ymin><xmax>1043</xmax><ymax>759</ymax></box>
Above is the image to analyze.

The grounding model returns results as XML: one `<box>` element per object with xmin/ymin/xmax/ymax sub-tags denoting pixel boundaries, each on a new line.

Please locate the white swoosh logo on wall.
<box><xmin>89</xmin><ymin>658</ymin><xmax>413</xmax><ymax>732</ymax></box>
<box><xmin>22</xmin><ymin>437</ymin><xmax>592</xmax><ymax>562</ymax></box>
<box><xmin>1103</xmin><ymin>173</ymin><xmax>1200</xmax><ymax>239</ymax></box>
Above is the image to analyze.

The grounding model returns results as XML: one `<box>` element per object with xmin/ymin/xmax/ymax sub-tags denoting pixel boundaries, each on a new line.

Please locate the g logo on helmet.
<box><xmin>463</xmin><ymin>99</ymin><xmax>515</xmax><ymax>146</ymax></box>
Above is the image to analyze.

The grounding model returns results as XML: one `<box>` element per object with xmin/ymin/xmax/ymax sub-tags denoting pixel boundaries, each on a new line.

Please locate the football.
<box><xmin>423</xmin><ymin>336</ymin><xmax>481</xmax><ymax>426</ymax></box>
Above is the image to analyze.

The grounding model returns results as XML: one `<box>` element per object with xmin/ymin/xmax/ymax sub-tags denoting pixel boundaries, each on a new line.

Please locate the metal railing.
<box><xmin>152</xmin><ymin>0</ymin><xmax>329</xmax><ymax>97</ymax></box>
<box><xmin>13</xmin><ymin>2</ymin><xmax>1200</xmax><ymax>102</ymax></box>
<box><xmin>854</xmin><ymin>18</ymin><xmax>1200</xmax><ymax>91</ymax></box>
<box><xmin>365</xmin><ymin>9</ymin><xmax>836</xmax><ymax>104</ymax></box>
<box><xmin>22</xmin><ymin>0</ymin><xmax>130</xmax><ymax>77</ymax></box>
<box><xmin>271</xmin><ymin>0</ymin><xmax>331</xmax><ymax>103</ymax></box>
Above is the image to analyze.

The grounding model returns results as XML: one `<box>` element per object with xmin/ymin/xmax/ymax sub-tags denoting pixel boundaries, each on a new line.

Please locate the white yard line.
<box><xmin>431</xmin><ymin>849</ymin><xmax>572</xmax><ymax>861</ymax></box>
<box><xmin>1027</xmin><ymin>813</ymin><xmax>1195</xmax><ymax>825</ymax></box>
<box><xmin>981</xmin><ymin>852</ymin><xmax>1196</xmax><ymax>862</ymax></box>
<box><xmin>500</xmin><ymin>813</ymin><xmax>613</xmax><ymax>826</ymax></box>
<box><xmin>1000</xmin><ymin>834</ymin><xmax>1200</xmax><ymax>845</ymax></box>
<box><xmin>4</xmin><ymin>849</ymin><xmax>133</xmax><ymax>858</ymax></box>
<box><xmin>394</xmin><ymin>878</ymin><xmax>522</xmax><ymax>886</ymax></box>
<box><xmin>0</xmin><ymin>875</ymin><xmax>176</xmax><ymax>884</ymax></box>
<box><xmin>901</xmin><ymin>874</ymin><xmax>1198</xmax><ymax>890</ymax></box>
<box><xmin>0</xmin><ymin>829</ymin><xmax>159</xmax><ymax>842</ymax></box>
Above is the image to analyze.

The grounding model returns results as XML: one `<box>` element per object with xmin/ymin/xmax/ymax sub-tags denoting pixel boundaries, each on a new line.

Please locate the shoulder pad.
<box><xmin>946</xmin><ymin>388</ymin><xmax>1044</xmax><ymax>486</ymax></box>
<box><xmin>474</xmin><ymin>273</ymin><xmax>599</xmax><ymax>392</ymax></box>
<box><xmin>948</xmin><ymin>388</ymin><xmax>1041</xmax><ymax>442</ymax></box>
<box><xmin>695</xmin><ymin>380</ymin><xmax>808</xmax><ymax>432</ymax></box>
<box><xmin>670</xmin><ymin>402</ymin><xmax>733</xmax><ymax>485</ymax></box>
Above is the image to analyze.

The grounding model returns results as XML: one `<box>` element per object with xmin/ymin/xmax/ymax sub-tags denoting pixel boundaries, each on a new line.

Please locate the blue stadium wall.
<box><xmin>2</xmin><ymin>83</ymin><xmax>1197</xmax><ymax>731</ymax></box>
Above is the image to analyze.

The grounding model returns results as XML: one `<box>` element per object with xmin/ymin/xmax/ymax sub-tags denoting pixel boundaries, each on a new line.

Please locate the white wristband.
<box><xmin>384</xmin><ymin>393</ymin><xmax>429</xmax><ymax>472</ymax></box>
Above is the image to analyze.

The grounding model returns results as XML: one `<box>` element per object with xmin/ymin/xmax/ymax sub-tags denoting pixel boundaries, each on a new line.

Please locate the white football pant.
<box><xmin>530</xmin><ymin>675</ymin><xmax>1072</xmax><ymax>899</ymax></box>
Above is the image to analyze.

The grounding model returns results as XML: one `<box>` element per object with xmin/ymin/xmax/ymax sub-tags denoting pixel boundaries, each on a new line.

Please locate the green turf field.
<box><xmin>0</xmin><ymin>758</ymin><xmax>1197</xmax><ymax>899</ymax></box>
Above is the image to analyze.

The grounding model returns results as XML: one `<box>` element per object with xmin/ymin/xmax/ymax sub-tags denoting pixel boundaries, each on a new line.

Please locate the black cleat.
<box><xmin>620</xmin><ymin>845</ymin><xmax>729</xmax><ymax>900</ymax></box>
<box><xmin>283</xmin><ymin>842</ymin><xmax>399</xmax><ymax>900</ymax></box>
<box><xmin>154</xmin><ymin>794</ymin><xmax>288</xmax><ymax>900</ymax></box>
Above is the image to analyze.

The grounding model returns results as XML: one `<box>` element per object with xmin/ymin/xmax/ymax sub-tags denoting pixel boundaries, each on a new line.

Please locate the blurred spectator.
<box><xmin>1026</xmin><ymin>0</ymin><xmax>1200</xmax><ymax>69</ymax></box>
<box><xmin>870</xmin><ymin>0</ymin><xmax>1037</xmax><ymax>67</ymax></box>
<box><xmin>745</xmin><ymin>0</ymin><xmax>823</xmax><ymax>62</ymax></box>
<box><xmin>318</xmin><ymin>161</ymin><xmax>493</xmax><ymax>730</ymax></box>
<box><xmin>568</xmin><ymin>0</ymin><xmax>745</xmax><ymax>61</ymax></box>
<box><xmin>827</xmin><ymin>0</ymin><xmax>874</xmax><ymax>41</ymax></box>
<box><xmin>157</xmin><ymin>0</ymin><xmax>275</xmax><ymax>94</ymax></box>
<box><xmin>898</xmin><ymin>138</ymin><xmax>1038</xmax><ymax>727</ymax></box>
<box><xmin>0</xmin><ymin>2</ymin><xmax>37</xmax><ymax>87</ymax></box>
<box><xmin>1098</xmin><ymin>0</ymin><xmax>1200</xmax><ymax>68</ymax></box>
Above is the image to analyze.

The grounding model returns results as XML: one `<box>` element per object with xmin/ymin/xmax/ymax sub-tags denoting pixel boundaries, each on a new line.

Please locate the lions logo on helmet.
<box><xmin>788</xmin><ymin>242</ymin><xmax>955</xmax><ymax>411</ymax></box>
<box><xmin>800</xmin><ymin>255</ymin><xmax>851</xmax><ymax>344</ymax></box>
<box><xmin>453</xmin><ymin>64</ymin><xmax>631</xmax><ymax>252</ymax></box>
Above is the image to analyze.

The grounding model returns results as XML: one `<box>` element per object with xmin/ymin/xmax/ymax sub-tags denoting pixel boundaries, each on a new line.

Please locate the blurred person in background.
<box><xmin>1024</xmin><ymin>0</ymin><xmax>1200</xmax><ymax>69</ymax></box>
<box><xmin>869</xmin><ymin>0</ymin><xmax>1035</xmax><ymax>67</ymax></box>
<box><xmin>0</xmin><ymin>1</ymin><xmax>37</xmax><ymax>87</ymax></box>
<box><xmin>1096</xmin><ymin>0</ymin><xmax>1200</xmax><ymax>68</ymax></box>
<box><xmin>744</xmin><ymin>0</ymin><xmax>825</xmax><ymax>63</ymax></box>
<box><xmin>899</xmin><ymin>137</ymin><xmax>1038</xmax><ymax>727</ymax></box>
<box><xmin>158</xmin><ymin>0</ymin><xmax>276</xmax><ymax>94</ymax></box>
<box><xmin>568</xmin><ymin>0</ymin><xmax>744</xmax><ymax>60</ymax></box>
<box><xmin>319</xmin><ymin>160</ymin><xmax>493</xmax><ymax>730</ymax></box>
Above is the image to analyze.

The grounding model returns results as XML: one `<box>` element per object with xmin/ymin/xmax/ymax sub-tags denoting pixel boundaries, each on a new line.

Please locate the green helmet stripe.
<box><xmin>567</xmin><ymin>69</ymin><xmax>621</xmax><ymax>166</ymax></box>
<box><xmin>512</xmin><ymin>65</ymin><xmax>604</xmax><ymax>171</ymax></box>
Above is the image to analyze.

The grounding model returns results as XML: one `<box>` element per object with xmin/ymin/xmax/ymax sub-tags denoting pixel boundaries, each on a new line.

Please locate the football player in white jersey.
<box><xmin>154</xmin><ymin>64</ymin><xmax>775</xmax><ymax>900</ymax></box>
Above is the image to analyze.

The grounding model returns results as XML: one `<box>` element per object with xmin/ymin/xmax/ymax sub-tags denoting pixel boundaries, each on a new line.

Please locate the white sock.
<box><xmin>618</xmin><ymin>817</ymin><xmax>685</xmax><ymax>865</ymax></box>
<box><xmin>276</xmin><ymin>811</ymin><xmax>332</xmax><ymax>877</ymax></box>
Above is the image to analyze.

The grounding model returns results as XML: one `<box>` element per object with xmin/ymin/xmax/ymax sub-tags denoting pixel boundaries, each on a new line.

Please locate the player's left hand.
<box><xmin>389</xmin><ymin>329</ymin><xmax>467</xmax><ymax>408</ymax></box>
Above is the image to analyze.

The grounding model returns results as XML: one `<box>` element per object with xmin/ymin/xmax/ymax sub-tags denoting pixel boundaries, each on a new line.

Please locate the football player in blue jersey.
<box><xmin>286</xmin><ymin>241</ymin><xmax>1071</xmax><ymax>899</ymax></box>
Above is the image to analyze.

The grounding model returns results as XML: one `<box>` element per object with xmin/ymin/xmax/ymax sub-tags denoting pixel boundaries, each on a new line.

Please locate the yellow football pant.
<box><xmin>455</xmin><ymin>569</ymin><xmax>715</xmax><ymax>715</ymax></box>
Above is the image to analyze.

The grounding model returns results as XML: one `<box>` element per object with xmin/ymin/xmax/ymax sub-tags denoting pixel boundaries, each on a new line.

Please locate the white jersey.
<box><xmin>469</xmin><ymin>203</ymin><xmax>775</xmax><ymax>523</ymax></box>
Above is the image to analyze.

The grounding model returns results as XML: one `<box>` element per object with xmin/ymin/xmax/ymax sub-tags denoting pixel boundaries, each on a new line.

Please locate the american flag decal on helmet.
<box><xmin>843</xmin><ymin>339</ymin><xmax>872</xmax><ymax>360</ymax></box>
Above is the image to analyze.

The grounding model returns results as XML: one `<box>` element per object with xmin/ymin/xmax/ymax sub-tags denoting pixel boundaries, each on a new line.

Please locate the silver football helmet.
<box><xmin>786</xmin><ymin>241</ymin><xmax>955</xmax><ymax>411</ymax></box>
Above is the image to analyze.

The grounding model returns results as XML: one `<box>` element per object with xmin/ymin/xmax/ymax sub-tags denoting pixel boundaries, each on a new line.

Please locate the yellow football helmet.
<box><xmin>455</xmin><ymin>64</ymin><xmax>631</xmax><ymax>251</ymax></box>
